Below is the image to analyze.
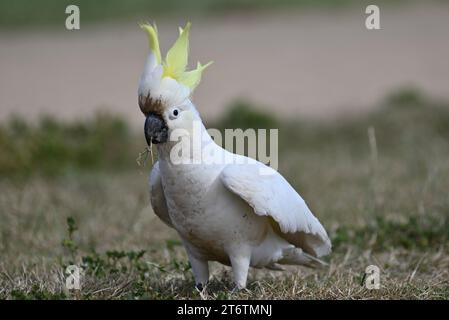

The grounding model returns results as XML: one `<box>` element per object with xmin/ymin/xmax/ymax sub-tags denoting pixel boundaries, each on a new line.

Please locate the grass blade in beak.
<box><xmin>136</xmin><ymin>141</ymin><xmax>155</xmax><ymax>169</ymax></box>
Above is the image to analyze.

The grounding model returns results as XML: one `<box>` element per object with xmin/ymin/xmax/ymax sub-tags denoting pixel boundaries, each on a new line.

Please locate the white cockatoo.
<box><xmin>138</xmin><ymin>23</ymin><xmax>331</xmax><ymax>291</ymax></box>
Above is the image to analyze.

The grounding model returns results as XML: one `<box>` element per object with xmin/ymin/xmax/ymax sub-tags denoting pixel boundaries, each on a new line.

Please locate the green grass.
<box><xmin>0</xmin><ymin>0</ymin><xmax>398</xmax><ymax>29</ymax></box>
<box><xmin>1</xmin><ymin>88</ymin><xmax>449</xmax><ymax>299</ymax></box>
<box><xmin>0</xmin><ymin>113</ymin><xmax>139</xmax><ymax>177</ymax></box>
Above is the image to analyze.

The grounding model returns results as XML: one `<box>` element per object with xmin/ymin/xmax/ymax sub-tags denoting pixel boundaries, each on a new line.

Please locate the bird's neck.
<box><xmin>156</xmin><ymin>121</ymin><xmax>221</xmax><ymax>165</ymax></box>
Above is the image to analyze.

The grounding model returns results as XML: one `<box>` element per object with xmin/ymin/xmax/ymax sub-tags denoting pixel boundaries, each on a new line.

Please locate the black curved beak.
<box><xmin>144</xmin><ymin>113</ymin><xmax>168</xmax><ymax>145</ymax></box>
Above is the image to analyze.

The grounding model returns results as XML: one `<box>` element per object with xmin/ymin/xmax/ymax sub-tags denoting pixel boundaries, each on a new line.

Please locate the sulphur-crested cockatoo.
<box><xmin>138</xmin><ymin>23</ymin><xmax>331</xmax><ymax>291</ymax></box>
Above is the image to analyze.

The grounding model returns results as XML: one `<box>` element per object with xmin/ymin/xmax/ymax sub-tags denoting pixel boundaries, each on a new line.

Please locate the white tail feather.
<box><xmin>279</xmin><ymin>247</ymin><xmax>328</xmax><ymax>268</ymax></box>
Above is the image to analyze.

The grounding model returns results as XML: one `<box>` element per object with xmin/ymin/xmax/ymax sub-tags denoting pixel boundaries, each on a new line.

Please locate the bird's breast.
<box><xmin>158</xmin><ymin>161</ymin><xmax>270</xmax><ymax>262</ymax></box>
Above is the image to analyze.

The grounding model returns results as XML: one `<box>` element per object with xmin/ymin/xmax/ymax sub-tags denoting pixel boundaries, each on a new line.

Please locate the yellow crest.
<box><xmin>140</xmin><ymin>22</ymin><xmax>212</xmax><ymax>92</ymax></box>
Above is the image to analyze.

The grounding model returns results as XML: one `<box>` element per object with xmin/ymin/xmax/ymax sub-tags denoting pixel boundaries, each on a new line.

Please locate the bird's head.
<box><xmin>138</xmin><ymin>22</ymin><xmax>212</xmax><ymax>145</ymax></box>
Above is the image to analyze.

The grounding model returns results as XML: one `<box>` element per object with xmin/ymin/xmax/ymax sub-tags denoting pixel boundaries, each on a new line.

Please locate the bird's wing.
<box><xmin>148</xmin><ymin>161</ymin><xmax>173</xmax><ymax>228</ymax></box>
<box><xmin>220</xmin><ymin>163</ymin><xmax>331</xmax><ymax>257</ymax></box>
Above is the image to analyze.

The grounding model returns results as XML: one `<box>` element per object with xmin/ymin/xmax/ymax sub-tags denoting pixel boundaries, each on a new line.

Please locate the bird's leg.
<box><xmin>187</xmin><ymin>253</ymin><xmax>209</xmax><ymax>293</ymax></box>
<box><xmin>229</xmin><ymin>252</ymin><xmax>251</xmax><ymax>291</ymax></box>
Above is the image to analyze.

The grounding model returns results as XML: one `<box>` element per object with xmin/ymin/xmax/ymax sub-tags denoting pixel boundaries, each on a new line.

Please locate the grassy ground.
<box><xmin>0</xmin><ymin>88</ymin><xmax>448</xmax><ymax>299</ymax></box>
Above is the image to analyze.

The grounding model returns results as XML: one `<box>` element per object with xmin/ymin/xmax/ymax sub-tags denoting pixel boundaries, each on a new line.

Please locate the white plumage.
<box><xmin>138</xmin><ymin>26</ymin><xmax>331</xmax><ymax>290</ymax></box>
<box><xmin>146</xmin><ymin>116</ymin><xmax>331</xmax><ymax>289</ymax></box>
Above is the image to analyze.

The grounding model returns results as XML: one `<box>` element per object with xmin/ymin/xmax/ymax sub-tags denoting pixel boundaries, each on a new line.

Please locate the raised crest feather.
<box><xmin>140</xmin><ymin>23</ymin><xmax>161</xmax><ymax>64</ymax></box>
<box><xmin>140</xmin><ymin>22</ymin><xmax>212</xmax><ymax>92</ymax></box>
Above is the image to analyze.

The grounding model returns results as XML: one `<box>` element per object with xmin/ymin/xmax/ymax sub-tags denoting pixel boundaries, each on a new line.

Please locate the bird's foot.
<box><xmin>195</xmin><ymin>282</ymin><xmax>209</xmax><ymax>300</ymax></box>
<box><xmin>230</xmin><ymin>285</ymin><xmax>250</xmax><ymax>296</ymax></box>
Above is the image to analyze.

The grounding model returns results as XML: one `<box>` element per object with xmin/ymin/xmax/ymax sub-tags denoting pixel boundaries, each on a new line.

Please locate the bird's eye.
<box><xmin>168</xmin><ymin>108</ymin><xmax>182</xmax><ymax>120</ymax></box>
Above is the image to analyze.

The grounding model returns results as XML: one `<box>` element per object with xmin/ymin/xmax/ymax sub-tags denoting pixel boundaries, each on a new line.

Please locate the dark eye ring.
<box><xmin>173</xmin><ymin>109</ymin><xmax>179</xmax><ymax>117</ymax></box>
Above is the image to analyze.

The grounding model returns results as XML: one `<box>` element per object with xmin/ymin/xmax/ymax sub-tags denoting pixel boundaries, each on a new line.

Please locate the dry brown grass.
<box><xmin>0</xmin><ymin>158</ymin><xmax>447</xmax><ymax>299</ymax></box>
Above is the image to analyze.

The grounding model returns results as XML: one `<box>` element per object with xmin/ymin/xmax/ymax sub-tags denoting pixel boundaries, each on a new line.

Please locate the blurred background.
<box><xmin>1</xmin><ymin>0</ymin><xmax>449</xmax><ymax>299</ymax></box>
<box><xmin>1</xmin><ymin>0</ymin><xmax>449</xmax><ymax>125</ymax></box>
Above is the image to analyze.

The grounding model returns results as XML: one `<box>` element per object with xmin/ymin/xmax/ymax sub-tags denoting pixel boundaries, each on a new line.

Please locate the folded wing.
<box><xmin>220</xmin><ymin>163</ymin><xmax>331</xmax><ymax>257</ymax></box>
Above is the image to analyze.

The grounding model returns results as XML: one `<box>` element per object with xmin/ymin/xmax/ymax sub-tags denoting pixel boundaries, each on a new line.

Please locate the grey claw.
<box><xmin>195</xmin><ymin>283</ymin><xmax>204</xmax><ymax>291</ymax></box>
<box><xmin>195</xmin><ymin>282</ymin><xmax>208</xmax><ymax>300</ymax></box>
<box><xmin>230</xmin><ymin>286</ymin><xmax>250</xmax><ymax>295</ymax></box>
